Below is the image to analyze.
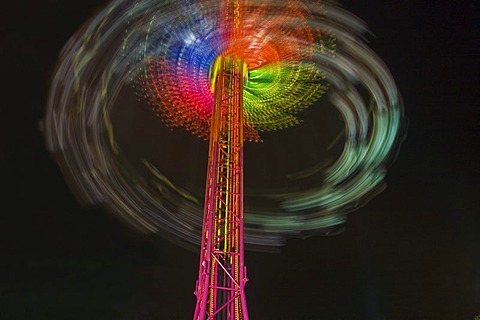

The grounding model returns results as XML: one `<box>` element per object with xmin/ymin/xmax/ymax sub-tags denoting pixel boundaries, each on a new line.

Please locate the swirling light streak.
<box><xmin>45</xmin><ymin>0</ymin><xmax>405</xmax><ymax>248</ymax></box>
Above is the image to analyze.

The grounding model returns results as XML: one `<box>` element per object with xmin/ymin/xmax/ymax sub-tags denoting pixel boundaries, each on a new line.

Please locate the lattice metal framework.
<box><xmin>193</xmin><ymin>56</ymin><xmax>249</xmax><ymax>320</ymax></box>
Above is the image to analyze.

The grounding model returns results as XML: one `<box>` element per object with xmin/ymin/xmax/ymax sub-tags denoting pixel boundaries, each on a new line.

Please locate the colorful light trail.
<box><xmin>45</xmin><ymin>0</ymin><xmax>405</xmax><ymax>252</ymax></box>
<box><xmin>44</xmin><ymin>0</ymin><xmax>406</xmax><ymax>318</ymax></box>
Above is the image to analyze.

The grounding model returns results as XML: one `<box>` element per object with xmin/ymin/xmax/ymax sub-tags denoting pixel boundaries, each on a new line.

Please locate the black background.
<box><xmin>1</xmin><ymin>0</ymin><xmax>479</xmax><ymax>319</ymax></box>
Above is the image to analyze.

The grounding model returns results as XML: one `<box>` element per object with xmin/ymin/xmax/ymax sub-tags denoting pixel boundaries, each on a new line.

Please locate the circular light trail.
<box><xmin>45</xmin><ymin>0</ymin><xmax>405</xmax><ymax>248</ymax></box>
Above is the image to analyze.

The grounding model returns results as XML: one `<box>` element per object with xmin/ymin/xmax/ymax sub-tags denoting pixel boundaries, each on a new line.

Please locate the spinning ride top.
<box><xmin>44</xmin><ymin>0</ymin><xmax>406</xmax><ymax>319</ymax></box>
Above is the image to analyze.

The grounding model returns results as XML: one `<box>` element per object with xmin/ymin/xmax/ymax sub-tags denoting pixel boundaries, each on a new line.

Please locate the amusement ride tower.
<box><xmin>143</xmin><ymin>2</ymin><xmax>333</xmax><ymax>316</ymax></box>
<box><xmin>193</xmin><ymin>55</ymin><xmax>248</xmax><ymax>319</ymax></box>
<box><xmin>45</xmin><ymin>0</ymin><xmax>405</xmax><ymax>319</ymax></box>
<box><xmin>192</xmin><ymin>6</ymin><xmax>249</xmax><ymax>318</ymax></box>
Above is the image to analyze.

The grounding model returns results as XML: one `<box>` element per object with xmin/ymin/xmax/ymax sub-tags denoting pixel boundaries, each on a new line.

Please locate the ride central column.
<box><xmin>194</xmin><ymin>56</ymin><xmax>248</xmax><ymax>320</ymax></box>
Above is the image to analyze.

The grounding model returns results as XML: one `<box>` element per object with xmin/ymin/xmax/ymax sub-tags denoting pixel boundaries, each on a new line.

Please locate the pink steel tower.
<box><xmin>193</xmin><ymin>56</ymin><xmax>248</xmax><ymax>319</ymax></box>
<box><xmin>193</xmin><ymin>0</ymin><xmax>249</xmax><ymax>318</ymax></box>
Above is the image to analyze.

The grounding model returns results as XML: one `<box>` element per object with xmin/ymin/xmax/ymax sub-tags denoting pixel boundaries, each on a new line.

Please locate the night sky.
<box><xmin>1</xmin><ymin>0</ymin><xmax>479</xmax><ymax>319</ymax></box>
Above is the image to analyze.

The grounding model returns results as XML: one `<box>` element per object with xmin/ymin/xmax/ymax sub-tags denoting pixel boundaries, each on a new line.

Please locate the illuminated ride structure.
<box><xmin>184</xmin><ymin>2</ymin><xmax>320</xmax><ymax>317</ymax></box>
<box><xmin>194</xmin><ymin>56</ymin><xmax>248</xmax><ymax>319</ymax></box>
<box><xmin>44</xmin><ymin>0</ymin><xmax>406</xmax><ymax>319</ymax></box>
<box><xmin>146</xmin><ymin>2</ymin><xmax>331</xmax><ymax>318</ymax></box>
